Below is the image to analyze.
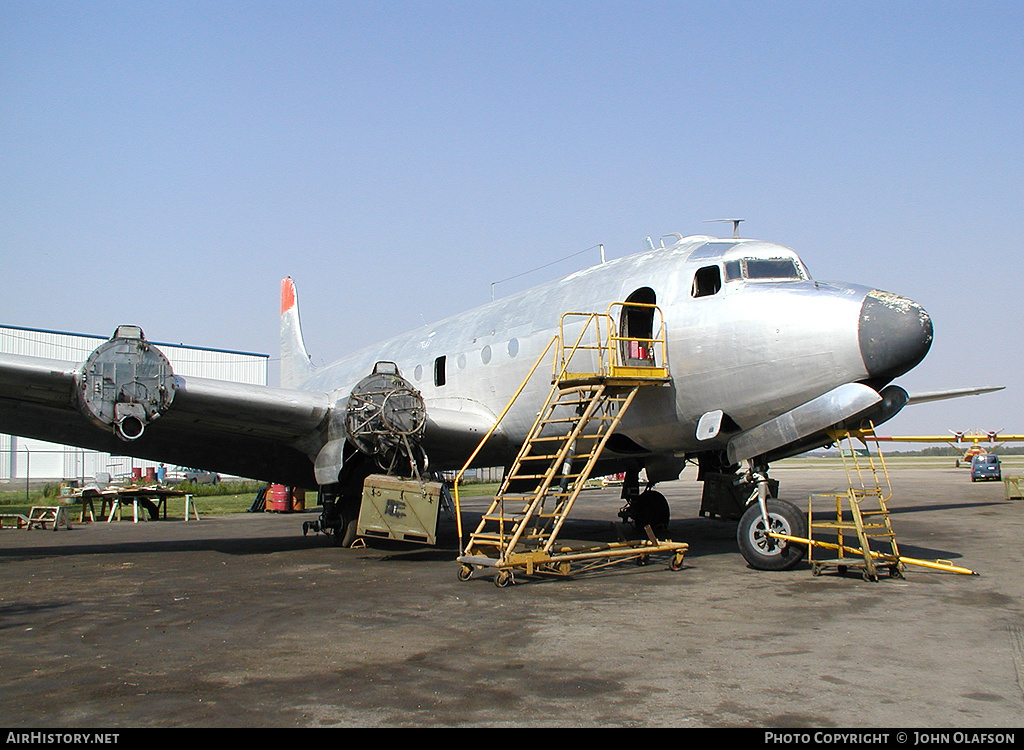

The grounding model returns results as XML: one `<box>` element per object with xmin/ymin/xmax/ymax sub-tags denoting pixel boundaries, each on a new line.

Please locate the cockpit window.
<box><xmin>723</xmin><ymin>257</ymin><xmax>804</xmax><ymax>282</ymax></box>
<box><xmin>692</xmin><ymin>265</ymin><xmax>722</xmax><ymax>297</ymax></box>
<box><xmin>746</xmin><ymin>258</ymin><xmax>802</xmax><ymax>279</ymax></box>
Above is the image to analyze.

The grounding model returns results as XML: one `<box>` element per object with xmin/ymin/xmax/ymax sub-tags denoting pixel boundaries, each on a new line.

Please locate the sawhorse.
<box><xmin>183</xmin><ymin>494</ymin><xmax>200</xmax><ymax>521</ymax></box>
<box><xmin>28</xmin><ymin>506</ymin><xmax>72</xmax><ymax>531</ymax></box>
<box><xmin>0</xmin><ymin>513</ymin><xmax>30</xmax><ymax>529</ymax></box>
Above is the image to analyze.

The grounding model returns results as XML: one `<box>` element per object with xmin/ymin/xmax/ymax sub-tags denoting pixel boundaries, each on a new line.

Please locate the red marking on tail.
<box><xmin>281</xmin><ymin>277</ymin><xmax>296</xmax><ymax>315</ymax></box>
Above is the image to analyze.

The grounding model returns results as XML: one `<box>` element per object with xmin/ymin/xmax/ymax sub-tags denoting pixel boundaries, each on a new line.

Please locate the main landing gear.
<box><xmin>617</xmin><ymin>467</ymin><xmax>671</xmax><ymax>536</ymax></box>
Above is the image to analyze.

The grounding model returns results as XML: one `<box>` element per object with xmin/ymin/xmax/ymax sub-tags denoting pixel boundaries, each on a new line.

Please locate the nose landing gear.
<box><xmin>735</xmin><ymin>464</ymin><xmax>807</xmax><ymax>571</ymax></box>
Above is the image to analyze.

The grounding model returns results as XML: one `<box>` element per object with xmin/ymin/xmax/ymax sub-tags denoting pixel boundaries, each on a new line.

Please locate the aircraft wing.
<box><xmin>876</xmin><ymin>432</ymin><xmax>1024</xmax><ymax>444</ymax></box>
<box><xmin>906</xmin><ymin>386</ymin><xmax>1004</xmax><ymax>404</ymax></box>
<box><xmin>0</xmin><ymin>347</ymin><xmax>331</xmax><ymax>487</ymax></box>
<box><xmin>873</xmin><ymin>435</ymin><xmax>961</xmax><ymax>443</ymax></box>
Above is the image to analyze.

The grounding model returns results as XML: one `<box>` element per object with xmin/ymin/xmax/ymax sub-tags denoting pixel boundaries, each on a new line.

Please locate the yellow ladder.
<box><xmin>807</xmin><ymin>425</ymin><xmax>903</xmax><ymax>580</ymax></box>
<box><xmin>453</xmin><ymin>305</ymin><xmax>687</xmax><ymax>586</ymax></box>
<box><xmin>768</xmin><ymin>423</ymin><xmax>979</xmax><ymax>578</ymax></box>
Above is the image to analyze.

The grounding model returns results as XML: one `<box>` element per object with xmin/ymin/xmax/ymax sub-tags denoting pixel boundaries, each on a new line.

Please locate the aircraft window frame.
<box><xmin>722</xmin><ymin>257</ymin><xmax>806</xmax><ymax>283</ymax></box>
<box><xmin>434</xmin><ymin>355</ymin><xmax>447</xmax><ymax>386</ymax></box>
<box><xmin>745</xmin><ymin>258</ymin><xmax>802</xmax><ymax>280</ymax></box>
<box><xmin>692</xmin><ymin>265</ymin><xmax>722</xmax><ymax>298</ymax></box>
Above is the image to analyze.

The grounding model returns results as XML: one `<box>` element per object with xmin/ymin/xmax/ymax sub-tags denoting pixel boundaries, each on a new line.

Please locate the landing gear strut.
<box><xmin>304</xmin><ymin>447</ymin><xmax>374</xmax><ymax>548</ymax></box>
<box><xmin>735</xmin><ymin>464</ymin><xmax>807</xmax><ymax>571</ymax></box>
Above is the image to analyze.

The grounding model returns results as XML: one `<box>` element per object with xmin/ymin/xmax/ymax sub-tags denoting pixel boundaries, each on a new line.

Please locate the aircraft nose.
<box><xmin>858</xmin><ymin>290</ymin><xmax>933</xmax><ymax>383</ymax></box>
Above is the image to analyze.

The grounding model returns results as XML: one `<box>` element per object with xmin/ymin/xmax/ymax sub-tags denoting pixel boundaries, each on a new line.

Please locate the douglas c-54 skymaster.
<box><xmin>0</xmin><ymin>232</ymin><xmax>1001</xmax><ymax>571</ymax></box>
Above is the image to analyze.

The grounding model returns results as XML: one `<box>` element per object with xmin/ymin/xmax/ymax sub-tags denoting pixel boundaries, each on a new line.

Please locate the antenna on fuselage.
<box><xmin>490</xmin><ymin>244</ymin><xmax>606</xmax><ymax>301</ymax></box>
<box><xmin>704</xmin><ymin>218</ymin><xmax>744</xmax><ymax>239</ymax></box>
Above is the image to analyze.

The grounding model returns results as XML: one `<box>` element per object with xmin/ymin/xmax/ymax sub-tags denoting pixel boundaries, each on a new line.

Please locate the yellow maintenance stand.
<box><xmin>770</xmin><ymin>424</ymin><xmax>978</xmax><ymax>580</ymax></box>
<box><xmin>453</xmin><ymin>303</ymin><xmax>688</xmax><ymax>587</ymax></box>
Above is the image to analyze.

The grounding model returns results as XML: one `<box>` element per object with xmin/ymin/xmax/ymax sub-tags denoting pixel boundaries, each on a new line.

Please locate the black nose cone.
<box><xmin>859</xmin><ymin>290</ymin><xmax>933</xmax><ymax>383</ymax></box>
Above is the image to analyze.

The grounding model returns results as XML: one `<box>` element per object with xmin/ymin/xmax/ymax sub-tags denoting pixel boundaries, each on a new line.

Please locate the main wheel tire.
<box><xmin>632</xmin><ymin>489</ymin><xmax>670</xmax><ymax>534</ymax></box>
<box><xmin>737</xmin><ymin>498</ymin><xmax>807</xmax><ymax>571</ymax></box>
<box><xmin>332</xmin><ymin>517</ymin><xmax>358</xmax><ymax>547</ymax></box>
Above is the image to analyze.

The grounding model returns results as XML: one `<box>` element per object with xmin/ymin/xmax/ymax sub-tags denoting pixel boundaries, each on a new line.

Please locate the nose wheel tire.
<box><xmin>737</xmin><ymin>498</ymin><xmax>807</xmax><ymax>571</ymax></box>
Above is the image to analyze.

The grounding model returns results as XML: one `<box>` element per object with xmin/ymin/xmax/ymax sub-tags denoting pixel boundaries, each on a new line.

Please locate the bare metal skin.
<box><xmin>0</xmin><ymin>232</ymin><xmax>998</xmax><ymax>567</ymax></box>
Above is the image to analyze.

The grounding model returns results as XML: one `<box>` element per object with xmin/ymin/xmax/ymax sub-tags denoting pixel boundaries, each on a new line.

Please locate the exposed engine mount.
<box><xmin>77</xmin><ymin>325</ymin><xmax>177</xmax><ymax>441</ymax></box>
<box><xmin>344</xmin><ymin>361</ymin><xmax>427</xmax><ymax>475</ymax></box>
<box><xmin>307</xmin><ymin>362</ymin><xmax>429</xmax><ymax>547</ymax></box>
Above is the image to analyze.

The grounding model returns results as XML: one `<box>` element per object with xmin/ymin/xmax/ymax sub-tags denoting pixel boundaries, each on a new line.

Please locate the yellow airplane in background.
<box><xmin>875</xmin><ymin>431</ymin><xmax>1024</xmax><ymax>467</ymax></box>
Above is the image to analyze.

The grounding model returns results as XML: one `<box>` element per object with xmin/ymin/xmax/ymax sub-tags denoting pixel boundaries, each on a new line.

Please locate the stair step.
<box><xmin>482</xmin><ymin>513</ymin><xmax>562</xmax><ymax>522</ymax></box>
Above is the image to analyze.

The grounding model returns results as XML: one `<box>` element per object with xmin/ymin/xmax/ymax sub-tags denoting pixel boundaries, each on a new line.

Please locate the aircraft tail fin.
<box><xmin>280</xmin><ymin>277</ymin><xmax>315</xmax><ymax>388</ymax></box>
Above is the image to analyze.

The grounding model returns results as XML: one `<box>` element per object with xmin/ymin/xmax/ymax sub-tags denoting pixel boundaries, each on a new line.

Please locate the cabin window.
<box><xmin>692</xmin><ymin>265</ymin><xmax>721</xmax><ymax>297</ymax></box>
<box><xmin>724</xmin><ymin>260</ymin><xmax>742</xmax><ymax>281</ymax></box>
<box><xmin>434</xmin><ymin>356</ymin><xmax>446</xmax><ymax>386</ymax></box>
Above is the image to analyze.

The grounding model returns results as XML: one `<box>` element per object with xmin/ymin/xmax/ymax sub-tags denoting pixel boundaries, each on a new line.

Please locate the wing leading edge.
<box><xmin>906</xmin><ymin>386</ymin><xmax>1005</xmax><ymax>404</ymax></box>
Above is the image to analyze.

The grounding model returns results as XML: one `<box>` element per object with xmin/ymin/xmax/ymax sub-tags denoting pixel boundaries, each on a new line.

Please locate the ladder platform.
<box><xmin>557</xmin><ymin>374</ymin><xmax>670</xmax><ymax>388</ymax></box>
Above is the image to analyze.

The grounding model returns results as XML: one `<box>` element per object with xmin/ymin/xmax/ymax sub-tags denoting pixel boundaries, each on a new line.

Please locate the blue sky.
<box><xmin>2</xmin><ymin>1</ymin><xmax>1022</xmax><ymax>438</ymax></box>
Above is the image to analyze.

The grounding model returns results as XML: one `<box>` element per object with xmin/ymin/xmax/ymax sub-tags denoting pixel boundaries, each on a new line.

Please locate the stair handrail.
<box><xmin>556</xmin><ymin>312</ymin><xmax>608</xmax><ymax>380</ymax></box>
<box><xmin>605</xmin><ymin>301</ymin><xmax>669</xmax><ymax>377</ymax></box>
<box><xmin>452</xmin><ymin>334</ymin><xmax>558</xmax><ymax>549</ymax></box>
<box><xmin>828</xmin><ymin>421</ymin><xmax>893</xmax><ymax>504</ymax></box>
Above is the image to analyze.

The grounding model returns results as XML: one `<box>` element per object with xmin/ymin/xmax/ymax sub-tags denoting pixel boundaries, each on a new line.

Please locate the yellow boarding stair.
<box><xmin>769</xmin><ymin>423</ymin><xmax>977</xmax><ymax>579</ymax></box>
<box><xmin>453</xmin><ymin>304</ymin><xmax>688</xmax><ymax>587</ymax></box>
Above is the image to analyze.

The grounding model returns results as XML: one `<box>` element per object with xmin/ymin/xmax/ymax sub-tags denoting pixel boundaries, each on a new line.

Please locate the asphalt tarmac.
<box><xmin>1</xmin><ymin>462</ymin><xmax>1022</xmax><ymax>729</ymax></box>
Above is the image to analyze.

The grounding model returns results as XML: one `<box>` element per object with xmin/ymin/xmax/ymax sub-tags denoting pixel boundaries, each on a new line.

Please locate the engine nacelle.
<box><xmin>77</xmin><ymin>325</ymin><xmax>177</xmax><ymax>441</ymax></box>
<box><xmin>344</xmin><ymin>361</ymin><xmax>426</xmax><ymax>473</ymax></box>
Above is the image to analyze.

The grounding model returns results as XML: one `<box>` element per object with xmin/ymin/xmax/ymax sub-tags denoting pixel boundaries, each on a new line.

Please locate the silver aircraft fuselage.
<box><xmin>294</xmin><ymin>234</ymin><xmax>931</xmax><ymax>475</ymax></box>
